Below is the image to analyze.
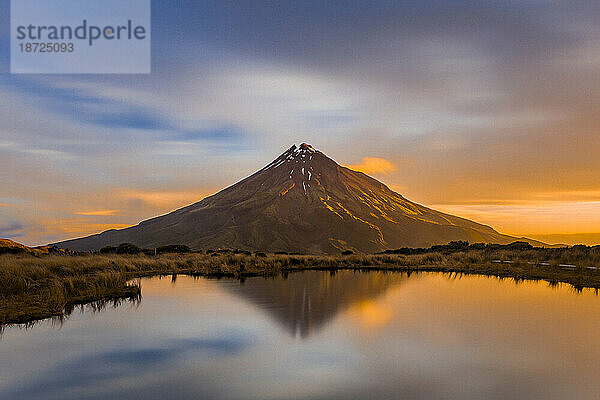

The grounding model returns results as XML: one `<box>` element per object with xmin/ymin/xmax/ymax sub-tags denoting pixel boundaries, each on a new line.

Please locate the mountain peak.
<box><xmin>299</xmin><ymin>143</ymin><xmax>316</xmax><ymax>152</ymax></box>
<box><xmin>56</xmin><ymin>143</ymin><xmax>526</xmax><ymax>254</ymax></box>
<box><xmin>287</xmin><ymin>143</ymin><xmax>318</xmax><ymax>158</ymax></box>
<box><xmin>262</xmin><ymin>143</ymin><xmax>323</xmax><ymax>172</ymax></box>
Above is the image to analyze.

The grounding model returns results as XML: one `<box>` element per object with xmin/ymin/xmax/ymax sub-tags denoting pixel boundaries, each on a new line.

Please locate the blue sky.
<box><xmin>1</xmin><ymin>0</ymin><xmax>600</xmax><ymax>245</ymax></box>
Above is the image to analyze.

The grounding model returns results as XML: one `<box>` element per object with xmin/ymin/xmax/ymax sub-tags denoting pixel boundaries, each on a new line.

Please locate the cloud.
<box><xmin>0</xmin><ymin>218</ymin><xmax>26</xmax><ymax>239</ymax></box>
<box><xmin>0</xmin><ymin>334</ymin><xmax>255</xmax><ymax>400</ymax></box>
<box><xmin>37</xmin><ymin>218</ymin><xmax>132</xmax><ymax>239</ymax></box>
<box><xmin>74</xmin><ymin>210</ymin><xmax>120</xmax><ymax>216</ymax></box>
<box><xmin>347</xmin><ymin>157</ymin><xmax>397</xmax><ymax>175</ymax></box>
<box><xmin>116</xmin><ymin>189</ymin><xmax>216</xmax><ymax>210</ymax></box>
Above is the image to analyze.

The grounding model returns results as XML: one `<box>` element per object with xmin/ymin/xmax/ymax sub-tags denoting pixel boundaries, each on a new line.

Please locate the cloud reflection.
<box><xmin>0</xmin><ymin>335</ymin><xmax>254</xmax><ymax>400</ymax></box>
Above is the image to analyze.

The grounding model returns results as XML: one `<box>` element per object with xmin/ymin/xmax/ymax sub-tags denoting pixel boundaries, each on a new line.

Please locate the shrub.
<box><xmin>115</xmin><ymin>243</ymin><xmax>143</xmax><ymax>255</ymax></box>
<box><xmin>506</xmin><ymin>241</ymin><xmax>533</xmax><ymax>250</ymax></box>
<box><xmin>156</xmin><ymin>244</ymin><xmax>191</xmax><ymax>254</ymax></box>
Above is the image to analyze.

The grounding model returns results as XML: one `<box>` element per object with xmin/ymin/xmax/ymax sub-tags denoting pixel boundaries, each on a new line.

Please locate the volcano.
<box><xmin>56</xmin><ymin>143</ymin><xmax>532</xmax><ymax>253</ymax></box>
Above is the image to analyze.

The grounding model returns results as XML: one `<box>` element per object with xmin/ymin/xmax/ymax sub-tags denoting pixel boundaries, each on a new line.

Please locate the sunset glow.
<box><xmin>1</xmin><ymin>1</ymin><xmax>599</xmax><ymax>246</ymax></box>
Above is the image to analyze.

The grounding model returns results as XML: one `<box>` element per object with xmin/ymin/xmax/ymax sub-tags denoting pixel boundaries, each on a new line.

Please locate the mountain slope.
<box><xmin>0</xmin><ymin>238</ymin><xmax>38</xmax><ymax>254</ymax></box>
<box><xmin>0</xmin><ymin>238</ymin><xmax>66</xmax><ymax>255</ymax></box>
<box><xmin>56</xmin><ymin>143</ymin><xmax>535</xmax><ymax>253</ymax></box>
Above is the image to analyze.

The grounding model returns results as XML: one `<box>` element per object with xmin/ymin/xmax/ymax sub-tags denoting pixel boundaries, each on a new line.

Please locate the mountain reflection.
<box><xmin>223</xmin><ymin>270</ymin><xmax>407</xmax><ymax>337</ymax></box>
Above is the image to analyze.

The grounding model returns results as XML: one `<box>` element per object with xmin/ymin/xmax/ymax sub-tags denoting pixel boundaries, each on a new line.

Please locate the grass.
<box><xmin>2</xmin><ymin>245</ymin><xmax>600</xmax><ymax>325</ymax></box>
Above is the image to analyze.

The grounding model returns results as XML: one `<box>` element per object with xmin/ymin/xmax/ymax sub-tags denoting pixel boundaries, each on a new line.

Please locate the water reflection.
<box><xmin>224</xmin><ymin>270</ymin><xmax>407</xmax><ymax>337</ymax></box>
<box><xmin>2</xmin><ymin>271</ymin><xmax>600</xmax><ymax>400</ymax></box>
<box><xmin>0</xmin><ymin>296</ymin><xmax>141</xmax><ymax>336</ymax></box>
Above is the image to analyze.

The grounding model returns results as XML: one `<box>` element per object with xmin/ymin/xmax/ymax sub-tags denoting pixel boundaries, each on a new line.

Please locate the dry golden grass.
<box><xmin>2</xmin><ymin>247</ymin><xmax>600</xmax><ymax>325</ymax></box>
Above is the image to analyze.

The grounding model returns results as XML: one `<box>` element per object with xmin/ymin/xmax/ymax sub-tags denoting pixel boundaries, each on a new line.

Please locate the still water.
<box><xmin>2</xmin><ymin>271</ymin><xmax>600</xmax><ymax>400</ymax></box>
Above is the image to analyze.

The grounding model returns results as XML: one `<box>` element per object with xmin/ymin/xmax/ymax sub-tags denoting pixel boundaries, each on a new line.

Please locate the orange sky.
<box><xmin>1</xmin><ymin>148</ymin><xmax>599</xmax><ymax>246</ymax></box>
<box><xmin>350</xmin><ymin>158</ymin><xmax>600</xmax><ymax>245</ymax></box>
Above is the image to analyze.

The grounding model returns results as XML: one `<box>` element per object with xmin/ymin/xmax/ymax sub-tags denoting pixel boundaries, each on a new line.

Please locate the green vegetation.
<box><xmin>2</xmin><ymin>241</ymin><xmax>600</xmax><ymax>326</ymax></box>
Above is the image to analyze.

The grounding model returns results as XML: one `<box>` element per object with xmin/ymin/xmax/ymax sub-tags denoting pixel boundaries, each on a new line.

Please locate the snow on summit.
<box><xmin>261</xmin><ymin>144</ymin><xmax>320</xmax><ymax>194</ymax></box>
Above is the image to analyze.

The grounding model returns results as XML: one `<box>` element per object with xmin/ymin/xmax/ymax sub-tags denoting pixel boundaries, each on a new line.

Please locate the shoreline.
<box><xmin>2</xmin><ymin>249</ymin><xmax>600</xmax><ymax>326</ymax></box>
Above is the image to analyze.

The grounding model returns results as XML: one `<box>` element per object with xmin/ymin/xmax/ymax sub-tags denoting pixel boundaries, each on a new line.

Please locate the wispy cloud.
<box><xmin>74</xmin><ymin>210</ymin><xmax>120</xmax><ymax>216</ymax></box>
<box><xmin>116</xmin><ymin>189</ymin><xmax>215</xmax><ymax>209</ymax></box>
<box><xmin>0</xmin><ymin>218</ymin><xmax>26</xmax><ymax>239</ymax></box>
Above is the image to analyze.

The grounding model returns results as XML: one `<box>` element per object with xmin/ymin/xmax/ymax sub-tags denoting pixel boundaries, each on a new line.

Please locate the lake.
<box><xmin>2</xmin><ymin>270</ymin><xmax>600</xmax><ymax>400</ymax></box>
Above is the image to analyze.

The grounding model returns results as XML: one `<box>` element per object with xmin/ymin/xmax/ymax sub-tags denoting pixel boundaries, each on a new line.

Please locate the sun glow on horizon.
<box><xmin>432</xmin><ymin>201</ymin><xmax>600</xmax><ymax>245</ymax></box>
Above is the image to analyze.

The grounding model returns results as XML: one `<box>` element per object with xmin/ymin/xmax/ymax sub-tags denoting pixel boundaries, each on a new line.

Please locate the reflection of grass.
<box><xmin>0</xmin><ymin>297</ymin><xmax>140</xmax><ymax>335</ymax></box>
<box><xmin>2</xmin><ymin>247</ymin><xmax>600</xmax><ymax>325</ymax></box>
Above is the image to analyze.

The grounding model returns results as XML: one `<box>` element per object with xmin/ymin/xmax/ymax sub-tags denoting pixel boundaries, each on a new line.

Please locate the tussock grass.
<box><xmin>2</xmin><ymin>247</ymin><xmax>600</xmax><ymax>325</ymax></box>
